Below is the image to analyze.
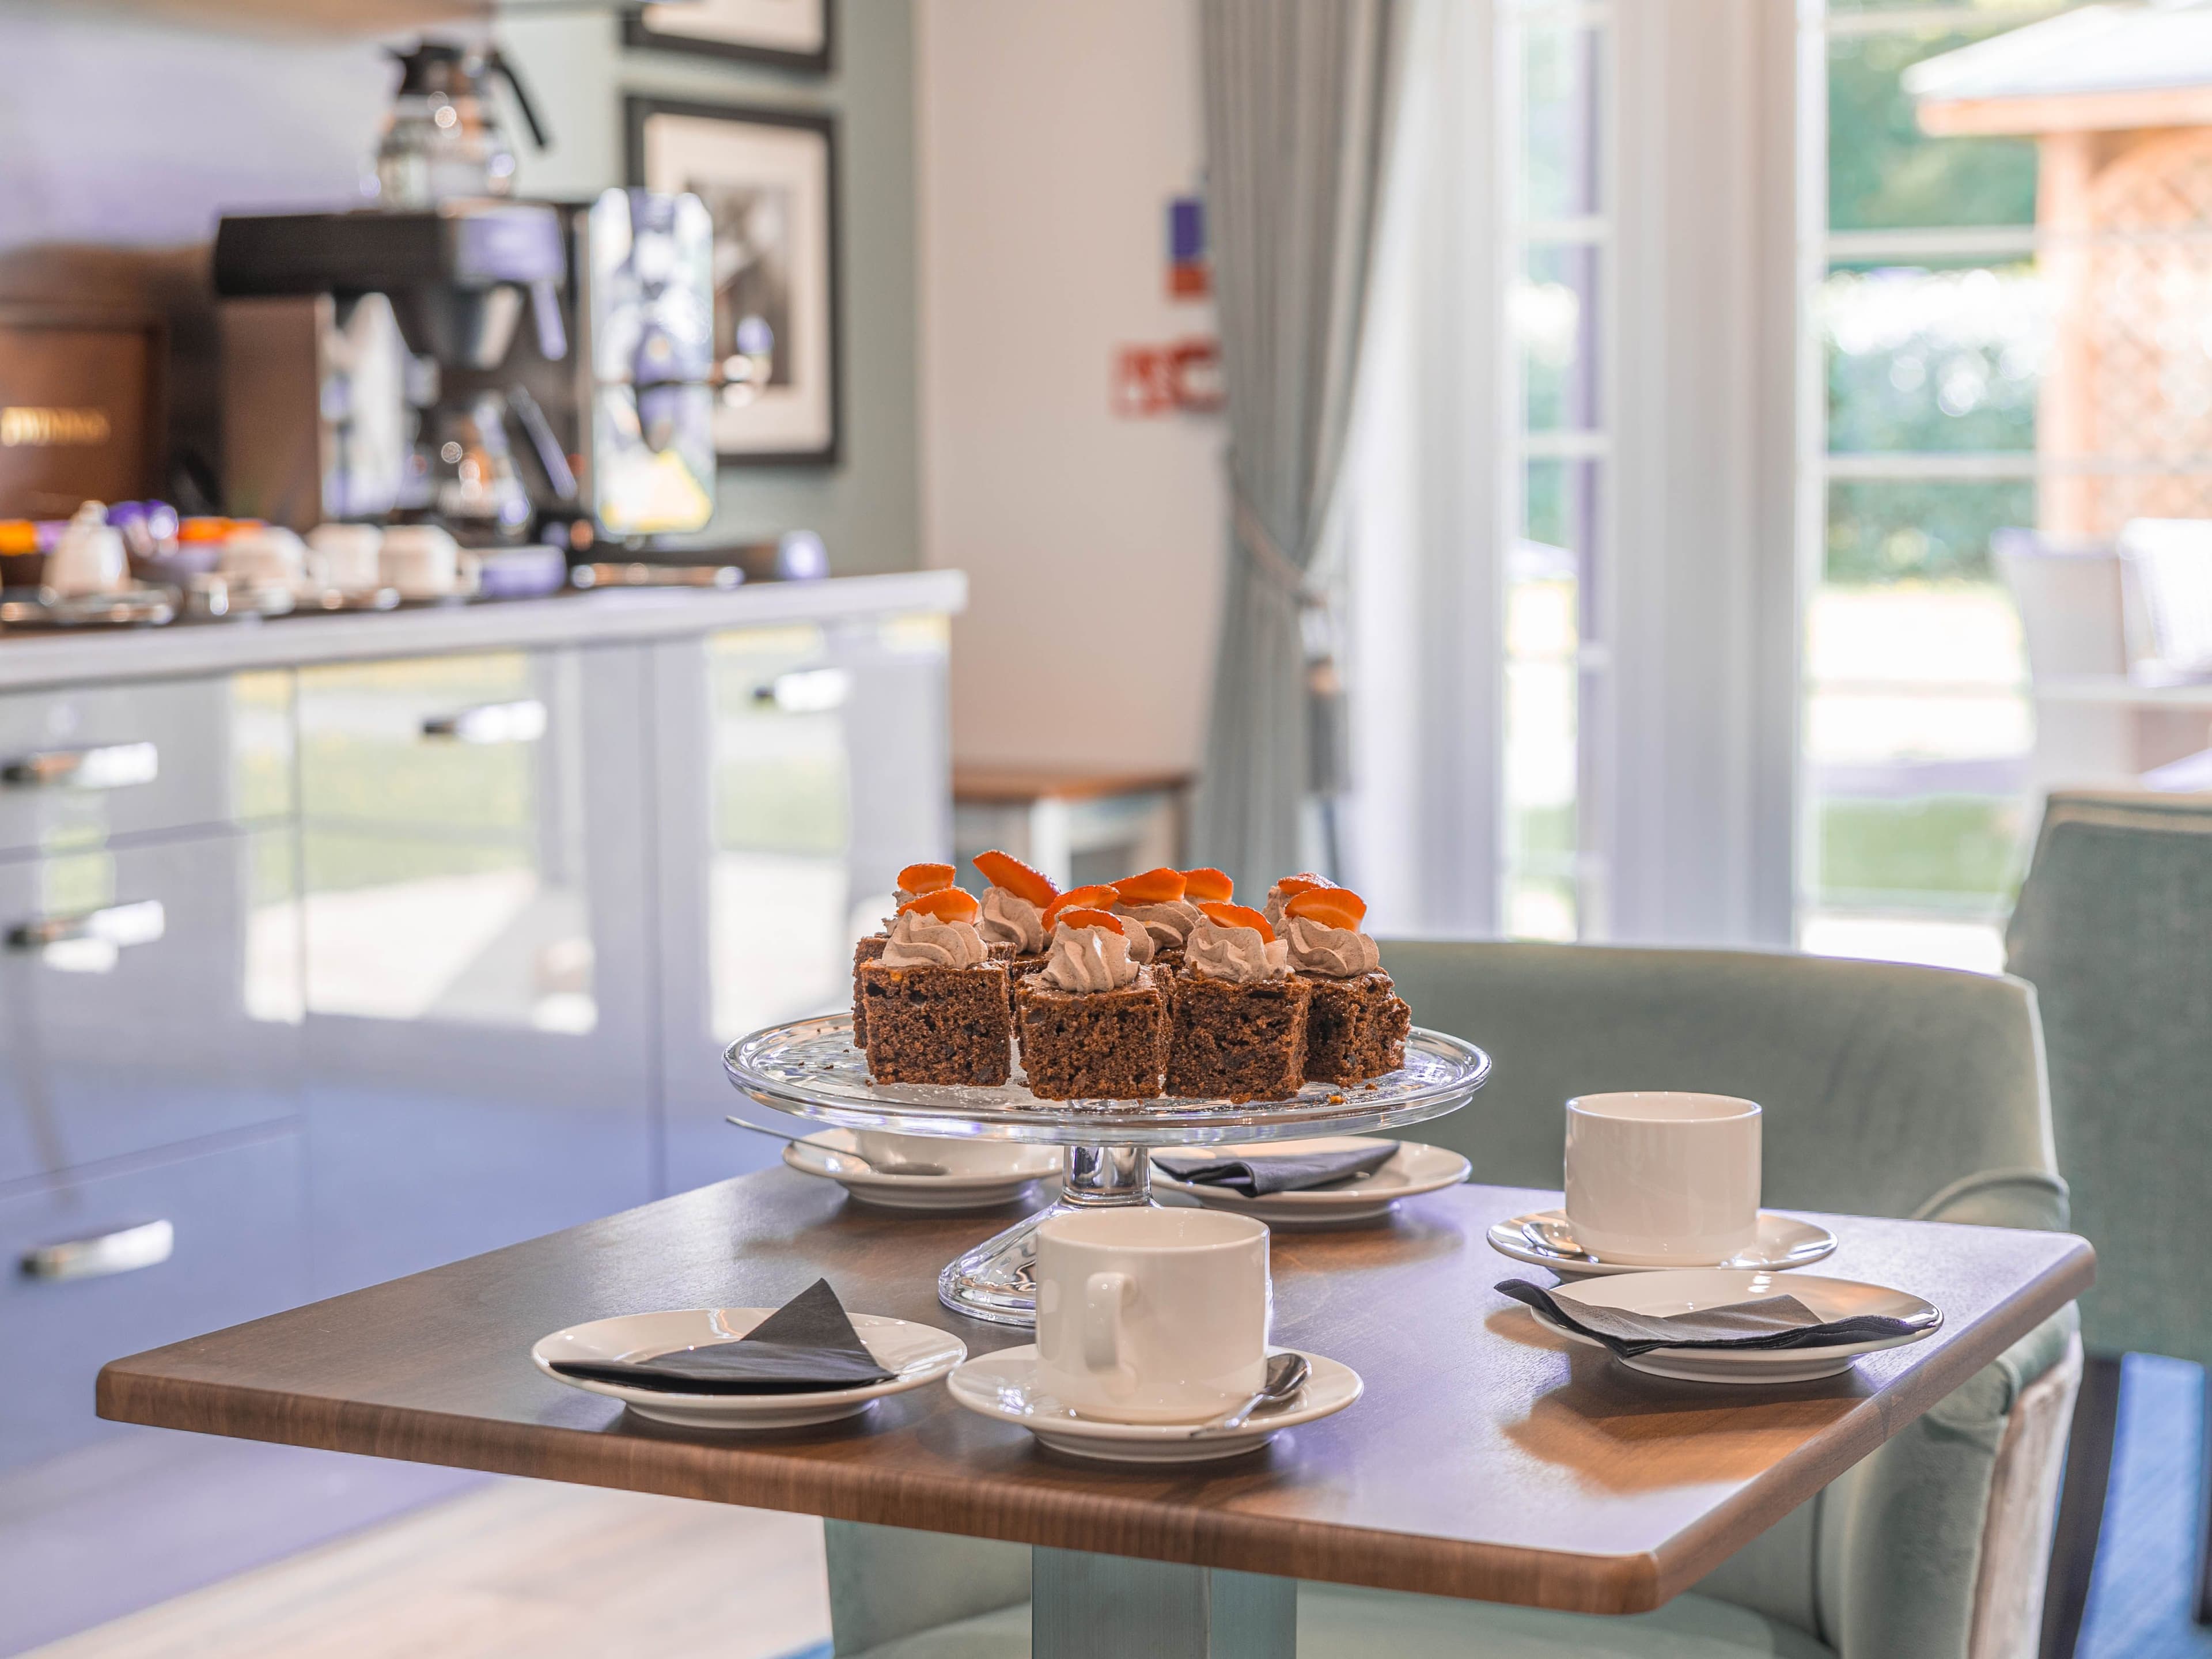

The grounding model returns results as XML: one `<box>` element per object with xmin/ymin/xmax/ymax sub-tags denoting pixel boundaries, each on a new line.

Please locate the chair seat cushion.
<box><xmin>847</xmin><ymin>1582</ymin><xmax>1834</xmax><ymax>1659</ymax></box>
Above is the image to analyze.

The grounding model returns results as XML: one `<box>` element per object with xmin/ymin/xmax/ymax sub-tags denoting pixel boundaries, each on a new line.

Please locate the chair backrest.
<box><xmin>2119</xmin><ymin>518</ymin><xmax>2212</xmax><ymax>679</ymax></box>
<box><xmin>1377</xmin><ymin>940</ymin><xmax>2063</xmax><ymax>1230</ymax></box>
<box><xmin>1993</xmin><ymin>529</ymin><xmax>2130</xmax><ymax>679</ymax></box>
<box><xmin>2005</xmin><ymin>789</ymin><xmax>2212</xmax><ymax>1362</ymax></box>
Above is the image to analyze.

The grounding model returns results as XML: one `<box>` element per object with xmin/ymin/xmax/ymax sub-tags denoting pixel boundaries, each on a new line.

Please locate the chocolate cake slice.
<box><xmin>1165</xmin><ymin>972</ymin><xmax>1312</xmax><ymax>1103</ymax></box>
<box><xmin>1301</xmin><ymin>969</ymin><xmax>1411</xmax><ymax>1084</ymax></box>
<box><xmin>850</xmin><ymin>935</ymin><xmax>888</xmax><ymax>1048</ymax></box>
<box><xmin>1017</xmin><ymin>966</ymin><xmax>1168</xmax><ymax>1100</ymax></box>
<box><xmin>857</xmin><ymin>960</ymin><xmax>1013</xmax><ymax>1085</ymax></box>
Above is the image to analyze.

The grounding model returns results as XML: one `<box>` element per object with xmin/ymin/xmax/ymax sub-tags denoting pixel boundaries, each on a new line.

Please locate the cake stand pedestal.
<box><xmin>724</xmin><ymin>1014</ymin><xmax>1491</xmax><ymax>1327</ymax></box>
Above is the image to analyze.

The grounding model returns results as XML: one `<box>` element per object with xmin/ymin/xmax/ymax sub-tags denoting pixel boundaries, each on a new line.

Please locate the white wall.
<box><xmin>916</xmin><ymin>0</ymin><xmax>1226</xmax><ymax>774</ymax></box>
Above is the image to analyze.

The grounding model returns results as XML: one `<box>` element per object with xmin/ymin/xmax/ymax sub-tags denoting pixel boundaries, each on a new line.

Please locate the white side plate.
<box><xmin>533</xmin><ymin>1307</ymin><xmax>967</xmax><ymax>1428</ymax></box>
<box><xmin>1148</xmin><ymin>1138</ymin><xmax>1469</xmax><ymax>1225</ymax></box>
<box><xmin>1532</xmin><ymin>1269</ymin><xmax>1940</xmax><ymax>1384</ymax></box>
<box><xmin>783</xmin><ymin>1130</ymin><xmax>1061</xmax><ymax>1213</ymax></box>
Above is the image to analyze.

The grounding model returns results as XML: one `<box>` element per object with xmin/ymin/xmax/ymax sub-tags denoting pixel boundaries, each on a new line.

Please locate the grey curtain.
<box><xmin>1192</xmin><ymin>0</ymin><xmax>1403</xmax><ymax>900</ymax></box>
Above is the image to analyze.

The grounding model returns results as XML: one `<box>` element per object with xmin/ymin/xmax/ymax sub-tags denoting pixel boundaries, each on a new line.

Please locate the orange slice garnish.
<box><xmin>972</xmin><ymin>849</ymin><xmax>1056</xmax><ymax>907</ymax></box>
<box><xmin>897</xmin><ymin>862</ymin><xmax>958</xmax><ymax>895</ymax></box>
<box><xmin>1042</xmin><ymin>885</ymin><xmax>1120</xmax><ymax>931</ymax></box>
<box><xmin>1112</xmin><ymin>866</ymin><xmax>1187</xmax><ymax>905</ymax></box>
<box><xmin>899</xmin><ymin>887</ymin><xmax>980</xmax><ymax>922</ymax></box>
<box><xmin>1051</xmin><ymin>907</ymin><xmax>1123</xmax><ymax>935</ymax></box>
<box><xmin>1182</xmin><ymin>867</ymin><xmax>1234</xmax><ymax>902</ymax></box>
<box><xmin>1284</xmin><ymin>887</ymin><xmax>1368</xmax><ymax>930</ymax></box>
<box><xmin>1272</xmin><ymin>872</ymin><xmax>1334</xmax><ymax>901</ymax></box>
<box><xmin>1198</xmin><ymin>900</ymin><xmax>1275</xmax><ymax>943</ymax></box>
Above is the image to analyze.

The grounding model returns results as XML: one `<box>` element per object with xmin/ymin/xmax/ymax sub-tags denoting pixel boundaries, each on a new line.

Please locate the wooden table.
<box><xmin>99</xmin><ymin>1175</ymin><xmax>2090</xmax><ymax>1658</ymax></box>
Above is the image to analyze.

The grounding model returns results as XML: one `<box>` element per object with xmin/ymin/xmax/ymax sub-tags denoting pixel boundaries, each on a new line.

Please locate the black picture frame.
<box><xmin>626</xmin><ymin>96</ymin><xmax>842</xmax><ymax>469</ymax></box>
<box><xmin>621</xmin><ymin>0</ymin><xmax>834</xmax><ymax>76</ymax></box>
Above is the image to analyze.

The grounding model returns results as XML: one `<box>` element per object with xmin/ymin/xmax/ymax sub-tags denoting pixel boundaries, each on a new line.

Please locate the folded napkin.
<box><xmin>1495</xmin><ymin>1278</ymin><xmax>1936</xmax><ymax>1359</ymax></box>
<box><xmin>549</xmin><ymin>1279</ymin><xmax>896</xmax><ymax>1395</ymax></box>
<box><xmin>1154</xmin><ymin>1142</ymin><xmax>1398</xmax><ymax>1197</ymax></box>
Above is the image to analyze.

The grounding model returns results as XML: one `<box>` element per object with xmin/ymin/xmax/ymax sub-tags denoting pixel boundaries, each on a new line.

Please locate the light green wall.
<box><xmin>0</xmin><ymin>0</ymin><xmax>918</xmax><ymax>577</ymax></box>
<box><xmin>505</xmin><ymin>0</ymin><xmax>919</xmax><ymax>575</ymax></box>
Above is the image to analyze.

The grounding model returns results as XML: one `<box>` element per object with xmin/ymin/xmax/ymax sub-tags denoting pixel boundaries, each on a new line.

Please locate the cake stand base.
<box><xmin>939</xmin><ymin>1143</ymin><xmax>1153</xmax><ymax>1326</ymax></box>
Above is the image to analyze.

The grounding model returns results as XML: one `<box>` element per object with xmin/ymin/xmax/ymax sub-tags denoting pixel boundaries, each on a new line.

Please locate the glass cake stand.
<box><xmin>723</xmin><ymin>1014</ymin><xmax>1492</xmax><ymax>1326</ymax></box>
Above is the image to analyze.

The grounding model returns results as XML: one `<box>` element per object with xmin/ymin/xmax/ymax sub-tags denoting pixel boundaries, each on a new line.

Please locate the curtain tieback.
<box><xmin>1231</xmin><ymin>488</ymin><xmax>1321</xmax><ymax>609</ymax></box>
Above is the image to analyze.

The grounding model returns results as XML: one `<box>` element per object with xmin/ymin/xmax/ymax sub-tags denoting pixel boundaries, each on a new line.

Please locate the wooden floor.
<box><xmin>26</xmin><ymin>1479</ymin><xmax>832</xmax><ymax>1659</ymax></box>
<box><xmin>2080</xmin><ymin>1354</ymin><xmax>2212</xmax><ymax>1659</ymax></box>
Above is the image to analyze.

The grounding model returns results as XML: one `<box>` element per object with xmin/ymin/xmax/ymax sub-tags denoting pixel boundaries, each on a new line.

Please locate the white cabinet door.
<box><xmin>297</xmin><ymin>645</ymin><xmax>655</xmax><ymax>1297</ymax></box>
<box><xmin>654</xmin><ymin>613</ymin><xmax>951</xmax><ymax>1194</ymax></box>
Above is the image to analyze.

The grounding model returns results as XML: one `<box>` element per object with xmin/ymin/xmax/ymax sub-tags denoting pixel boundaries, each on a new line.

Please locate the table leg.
<box><xmin>1032</xmin><ymin>1547</ymin><xmax>1294</xmax><ymax>1659</ymax></box>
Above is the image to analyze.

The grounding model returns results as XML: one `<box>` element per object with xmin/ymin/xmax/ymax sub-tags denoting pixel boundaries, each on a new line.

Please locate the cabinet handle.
<box><xmin>1</xmin><ymin>741</ymin><xmax>158</xmax><ymax>790</ymax></box>
<box><xmin>421</xmin><ymin>699</ymin><xmax>547</xmax><ymax>744</ymax></box>
<box><xmin>9</xmin><ymin>898</ymin><xmax>165</xmax><ymax>951</ymax></box>
<box><xmin>22</xmin><ymin>1218</ymin><xmax>174</xmax><ymax>1282</ymax></box>
<box><xmin>755</xmin><ymin>668</ymin><xmax>850</xmax><ymax>713</ymax></box>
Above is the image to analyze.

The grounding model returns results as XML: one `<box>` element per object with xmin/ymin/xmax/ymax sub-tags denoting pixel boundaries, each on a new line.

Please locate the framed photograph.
<box><xmin>622</xmin><ymin>0</ymin><xmax>833</xmax><ymax>75</ymax></box>
<box><xmin>627</xmin><ymin>97</ymin><xmax>840</xmax><ymax>467</ymax></box>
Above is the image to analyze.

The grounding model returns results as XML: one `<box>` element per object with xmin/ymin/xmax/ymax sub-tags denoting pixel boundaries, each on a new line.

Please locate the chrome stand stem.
<box><xmin>937</xmin><ymin>1142</ymin><xmax>1156</xmax><ymax>1327</ymax></box>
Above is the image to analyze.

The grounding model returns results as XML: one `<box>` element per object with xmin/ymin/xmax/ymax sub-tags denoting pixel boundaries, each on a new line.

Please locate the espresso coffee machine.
<box><xmin>213</xmin><ymin>191</ymin><xmax>717</xmax><ymax>546</ymax></box>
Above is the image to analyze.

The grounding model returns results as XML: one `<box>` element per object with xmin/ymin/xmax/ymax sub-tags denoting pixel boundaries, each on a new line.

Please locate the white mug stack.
<box><xmin>1563</xmin><ymin>1092</ymin><xmax>1763</xmax><ymax>1265</ymax></box>
<box><xmin>1032</xmin><ymin>1208</ymin><xmax>1270</xmax><ymax>1423</ymax></box>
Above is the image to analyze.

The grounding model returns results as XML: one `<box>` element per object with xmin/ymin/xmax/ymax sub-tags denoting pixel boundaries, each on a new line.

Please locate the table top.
<box><xmin>97</xmin><ymin>1175</ymin><xmax>2091</xmax><ymax>1616</ymax></box>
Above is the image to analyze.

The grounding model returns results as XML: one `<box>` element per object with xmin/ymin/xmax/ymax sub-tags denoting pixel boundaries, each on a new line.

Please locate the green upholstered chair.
<box><xmin>2003</xmin><ymin>789</ymin><xmax>2212</xmax><ymax>1646</ymax></box>
<box><xmin>825</xmin><ymin>941</ymin><xmax>2083</xmax><ymax>1659</ymax></box>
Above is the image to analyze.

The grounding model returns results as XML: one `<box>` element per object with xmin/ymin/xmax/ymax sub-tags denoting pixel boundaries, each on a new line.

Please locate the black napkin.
<box><xmin>1495</xmin><ymin>1278</ymin><xmax>1936</xmax><ymax>1359</ymax></box>
<box><xmin>1154</xmin><ymin>1142</ymin><xmax>1398</xmax><ymax>1197</ymax></box>
<box><xmin>550</xmin><ymin>1279</ymin><xmax>897</xmax><ymax>1395</ymax></box>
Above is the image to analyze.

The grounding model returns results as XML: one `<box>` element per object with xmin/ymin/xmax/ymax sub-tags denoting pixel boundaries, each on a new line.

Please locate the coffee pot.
<box><xmin>373</xmin><ymin>40</ymin><xmax>549</xmax><ymax>210</ymax></box>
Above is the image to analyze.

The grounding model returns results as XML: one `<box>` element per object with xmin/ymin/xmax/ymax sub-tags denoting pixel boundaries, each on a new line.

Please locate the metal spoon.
<box><xmin>1522</xmin><ymin>1215</ymin><xmax>1602</xmax><ymax>1262</ymax></box>
<box><xmin>1188</xmin><ymin>1353</ymin><xmax>1310</xmax><ymax>1437</ymax></box>
<box><xmin>726</xmin><ymin>1118</ymin><xmax>947</xmax><ymax>1177</ymax></box>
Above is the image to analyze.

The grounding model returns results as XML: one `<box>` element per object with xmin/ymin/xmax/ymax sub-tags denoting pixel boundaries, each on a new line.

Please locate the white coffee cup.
<box><xmin>42</xmin><ymin>502</ymin><xmax>127</xmax><ymax>597</ymax></box>
<box><xmin>1563</xmin><ymin>1092</ymin><xmax>1762</xmax><ymax>1266</ymax></box>
<box><xmin>219</xmin><ymin>524</ymin><xmax>308</xmax><ymax>587</ymax></box>
<box><xmin>1033</xmin><ymin>1207</ymin><xmax>1268</xmax><ymax>1423</ymax></box>
<box><xmin>378</xmin><ymin>524</ymin><xmax>461</xmax><ymax>599</ymax></box>
<box><xmin>306</xmin><ymin>522</ymin><xmax>384</xmax><ymax>592</ymax></box>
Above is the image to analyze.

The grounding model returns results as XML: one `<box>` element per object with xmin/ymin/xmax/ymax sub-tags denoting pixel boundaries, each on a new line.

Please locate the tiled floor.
<box><xmin>2078</xmin><ymin>1354</ymin><xmax>2212</xmax><ymax>1659</ymax></box>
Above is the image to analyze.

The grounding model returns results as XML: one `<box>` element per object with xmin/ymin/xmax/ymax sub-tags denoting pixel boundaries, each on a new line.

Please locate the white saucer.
<box><xmin>1487</xmin><ymin>1209</ymin><xmax>1839</xmax><ymax>1279</ymax></box>
<box><xmin>1149</xmin><ymin>1138</ymin><xmax>1469</xmax><ymax>1226</ymax></box>
<box><xmin>782</xmin><ymin>1130</ymin><xmax>1061</xmax><ymax>1213</ymax></box>
<box><xmin>533</xmin><ymin>1306</ymin><xmax>967</xmax><ymax>1429</ymax></box>
<box><xmin>946</xmin><ymin>1344</ymin><xmax>1361</xmax><ymax>1462</ymax></box>
<box><xmin>1527</xmin><ymin>1269</ymin><xmax>1941</xmax><ymax>1384</ymax></box>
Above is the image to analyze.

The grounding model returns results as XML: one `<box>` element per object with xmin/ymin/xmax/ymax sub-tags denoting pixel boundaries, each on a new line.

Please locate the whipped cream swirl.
<box><xmin>1118</xmin><ymin>912</ymin><xmax>1156</xmax><ymax>964</ymax></box>
<box><xmin>1040</xmin><ymin>924</ymin><xmax>1141</xmax><ymax>992</ymax></box>
<box><xmin>880</xmin><ymin>906</ymin><xmax>988</xmax><ymax>969</ymax></box>
<box><xmin>1185</xmin><ymin>916</ymin><xmax>1290</xmax><ymax>983</ymax></box>
<box><xmin>1117</xmin><ymin>897</ymin><xmax>1203</xmax><ymax>952</ymax></box>
<box><xmin>1263</xmin><ymin>876</ymin><xmax>1331</xmax><ymax>930</ymax></box>
<box><xmin>1283</xmin><ymin>915</ymin><xmax>1379</xmax><ymax>978</ymax></box>
<box><xmin>976</xmin><ymin>887</ymin><xmax>1047</xmax><ymax>953</ymax></box>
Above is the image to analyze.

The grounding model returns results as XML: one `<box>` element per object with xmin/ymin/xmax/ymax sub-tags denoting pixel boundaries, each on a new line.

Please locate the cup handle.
<box><xmin>1082</xmin><ymin>1271</ymin><xmax>1131</xmax><ymax>1373</ymax></box>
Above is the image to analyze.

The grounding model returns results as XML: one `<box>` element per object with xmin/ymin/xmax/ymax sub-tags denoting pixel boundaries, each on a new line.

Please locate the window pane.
<box><xmin>1806</xmin><ymin>483</ymin><xmax>2031</xmax><ymax>941</ymax></box>
<box><xmin>1827</xmin><ymin>30</ymin><xmax>2036</xmax><ymax>233</ymax></box>
<box><xmin>1823</xmin><ymin>264</ymin><xmax>2043</xmax><ymax>454</ymax></box>
<box><xmin>1825</xmin><ymin>476</ymin><xmax>2032</xmax><ymax>583</ymax></box>
<box><xmin>1518</xmin><ymin>243</ymin><xmax>1601</xmax><ymax>431</ymax></box>
<box><xmin>1505</xmin><ymin>460</ymin><xmax>1589</xmax><ymax>941</ymax></box>
<box><xmin>1522</xmin><ymin>25</ymin><xmax>1601</xmax><ymax>222</ymax></box>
